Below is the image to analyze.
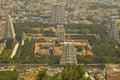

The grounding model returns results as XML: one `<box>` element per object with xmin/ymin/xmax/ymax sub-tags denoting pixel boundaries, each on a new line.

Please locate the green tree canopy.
<box><xmin>61</xmin><ymin>65</ymin><xmax>90</xmax><ymax>80</ymax></box>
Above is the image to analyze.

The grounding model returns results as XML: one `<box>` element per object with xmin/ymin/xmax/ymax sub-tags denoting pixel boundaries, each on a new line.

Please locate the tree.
<box><xmin>19</xmin><ymin>38</ymin><xmax>35</xmax><ymax>63</ymax></box>
<box><xmin>36</xmin><ymin>65</ymin><xmax>91</xmax><ymax>80</ymax></box>
<box><xmin>81</xmin><ymin>29</ymin><xmax>91</xmax><ymax>34</ymax></box>
<box><xmin>36</xmin><ymin>69</ymin><xmax>59</xmax><ymax>80</ymax></box>
<box><xmin>61</xmin><ymin>65</ymin><xmax>90</xmax><ymax>80</ymax></box>
<box><xmin>36</xmin><ymin>69</ymin><xmax>47</xmax><ymax>80</ymax></box>
<box><xmin>5</xmin><ymin>39</ymin><xmax>15</xmax><ymax>49</ymax></box>
<box><xmin>75</xmin><ymin>45</ymin><xmax>83</xmax><ymax>52</ymax></box>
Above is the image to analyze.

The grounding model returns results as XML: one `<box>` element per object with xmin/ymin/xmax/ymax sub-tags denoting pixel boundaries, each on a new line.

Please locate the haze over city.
<box><xmin>0</xmin><ymin>0</ymin><xmax>120</xmax><ymax>80</ymax></box>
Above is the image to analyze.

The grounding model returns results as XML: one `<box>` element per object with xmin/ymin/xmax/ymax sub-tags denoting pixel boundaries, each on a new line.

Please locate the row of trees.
<box><xmin>1</xmin><ymin>20</ymin><xmax>119</xmax><ymax>64</ymax></box>
<box><xmin>65</xmin><ymin>23</ymin><xmax>106</xmax><ymax>45</ymax></box>
<box><xmin>36</xmin><ymin>65</ymin><xmax>90</xmax><ymax>80</ymax></box>
<box><xmin>10</xmin><ymin>38</ymin><xmax>60</xmax><ymax>64</ymax></box>
<box><xmin>65</xmin><ymin>24</ymin><xmax>106</xmax><ymax>35</ymax></box>
<box><xmin>65</xmin><ymin>23</ymin><xmax>120</xmax><ymax>64</ymax></box>
<box><xmin>88</xmin><ymin>3</ymin><xmax>119</xmax><ymax>10</ymax></box>
<box><xmin>14</xmin><ymin>22</ymin><xmax>55</xmax><ymax>41</ymax></box>
<box><xmin>12</xmin><ymin>22</ymin><xmax>120</xmax><ymax>64</ymax></box>
<box><xmin>0</xmin><ymin>39</ymin><xmax>16</xmax><ymax>64</ymax></box>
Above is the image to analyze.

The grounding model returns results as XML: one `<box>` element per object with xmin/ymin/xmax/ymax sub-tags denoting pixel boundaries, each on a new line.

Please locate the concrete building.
<box><xmin>56</xmin><ymin>25</ymin><xmax>66</xmax><ymax>41</ymax></box>
<box><xmin>109</xmin><ymin>16</ymin><xmax>119</xmax><ymax>42</ymax></box>
<box><xmin>4</xmin><ymin>15</ymin><xmax>16</xmax><ymax>40</ymax></box>
<box><xmin>0</xmin><ymin>21</ymin><xmax>6</xmax><ymax>40</ymax></box>
<box><xmin>60</xmin><ymin>42</ymin><xmax>77</xmax><ymax>65</ymax></box>
<box><xmin>50</xmin><ymin>3</ymin><xmax>65</xmax><ymax>25</ymax></box>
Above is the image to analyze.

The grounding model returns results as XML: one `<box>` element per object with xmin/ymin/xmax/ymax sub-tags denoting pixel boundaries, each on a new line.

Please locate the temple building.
<box><xmin>4</xmin><ymin>15</ymin><xmax>16</xmax><ymax>40</ymax></box>
<box><xmin>50</xmin><ymin>3</ymin><xmax>65</xmax><ymax>25</ymax></box>
<box><xmin>60</xmin><ymin>42</ymin><xmax>77</xmax><ymax>65</ymax></box>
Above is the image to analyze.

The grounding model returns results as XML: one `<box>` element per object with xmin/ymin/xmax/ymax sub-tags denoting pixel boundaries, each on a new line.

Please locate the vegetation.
<box><xmin>75</xmin><ymin>45</ymin><xmax>83</xmax><ymax>52</ymax></box>
<box><xmin>65</xmin><ymin>23</ymin><xmax>105</xmax><ymax>45</ymax></box>
<box><xmin>0</xmin><ymin>71</ymin><xmax>18</xmax><ymax>80</ymax></box>
<box><xmin>88</xmin><ymin>3</ymin><xmax>119</xmax><ymax>10</ymax></box>
<box><xmin>0</xmin><ymin>39</ymin><xmax>16</xmax><ymax>64</ymax></box>
<box><xmin>61</xmin><ymin>65</ymin><xmax>90</xmax><ymax>80</ymax></box>
<box><xmin>6</xmin><ymin>38</ymin><xmax>36</xmax><ymax>64</ymax></box>
<box><xmin>34</xmin><ymin>54</ymin><xmax>60</xmax><ymax>64</ymax></box>
<box><xmin>1</xmin><ymin>20</ymin><xmax>120</xmax><ymax>64</ymax></box>
<box><xmin>36</xmin><ymin>69</ymin><xmax>47</xmax><ymax>80</ymax></box>
<box><xmin>65</xmin><ymin>23</ymin><xmax>120</xmax><ymax>64</ymax></box>
<box><xmin>76</xmin><ymin>39</ymin><xmax>120</xmax><ymax>64</ymax></box>
<box><xmin>14</xmin><ymin>22</ymin><xmax>54</xmax><ymax>41</ymax></box>
<box><xmin>36</xmin><ymin>69</ymin><xmax>59</xmax><ymax>80</ymax></box>
<box><xmin>36</xmin><ymin>65</ymin><xmax>90</xmax><ymax>80</ymax></box>
<box><xmin>65</xmin><ymin>24</ymin><xmax>105</xmax><ymax>34</ymax></box>
<box><xmin>5</xmin><ymin>39</ymin><xmax>15</xmax><ymax>49</ymax></box>
<box><xmin>0</xmin><ymin>16</ymin><xmax>2</xmax><ymax>20</ymax></box>
<box><xmin>11</xmin><ymin>38</ymin><xmax>60</xmax><ymax>64</ymax></box>
<box><xmin>65</xmin><ymin>4</ymin><xmax>75</xmax><ymax>12</ymax></box>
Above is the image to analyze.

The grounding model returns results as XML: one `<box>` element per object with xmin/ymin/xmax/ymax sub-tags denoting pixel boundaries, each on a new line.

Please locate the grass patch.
<box><xmin>0</xmin><ymin>71</ymin><xmax>18</xmax><ymax>80</ymax></box>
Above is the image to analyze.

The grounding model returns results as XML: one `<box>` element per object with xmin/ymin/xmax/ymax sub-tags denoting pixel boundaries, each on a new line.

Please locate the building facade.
<box><xmin>109</xmin><ymin>17</ymin><xmax>119</xmax><ymax>42</ymax></box>
<box><xmin>50</xmin><ymin>3</ymin><xmax>65</xmax><ymax>25</ymax></box>
<box><xmin>4</xmin><ymin>15</ymin><xmax>16</xmax><ymax>40</ymax></box>
<box><xmin>60</xmin><ymin>42</ymin><xmax>77</xmax><ymax>65</ymax></box>
<box><xmin>56</xmin><ymin>25</ymin><xmax>66</xmax><ymax>41</ymax></box>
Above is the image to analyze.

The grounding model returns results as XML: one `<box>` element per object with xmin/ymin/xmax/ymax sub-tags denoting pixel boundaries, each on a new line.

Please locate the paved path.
<box><xmin>10</xmin><ymin>43</ymin><xmax>19</xmax><ymax>58</ymax></box>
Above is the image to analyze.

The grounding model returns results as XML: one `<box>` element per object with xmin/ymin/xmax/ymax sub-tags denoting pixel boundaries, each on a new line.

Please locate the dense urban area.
<box><xmin>0</xmin><ymin>0</ymin><xmax>120</xmax><ymax>80</ymax></box>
